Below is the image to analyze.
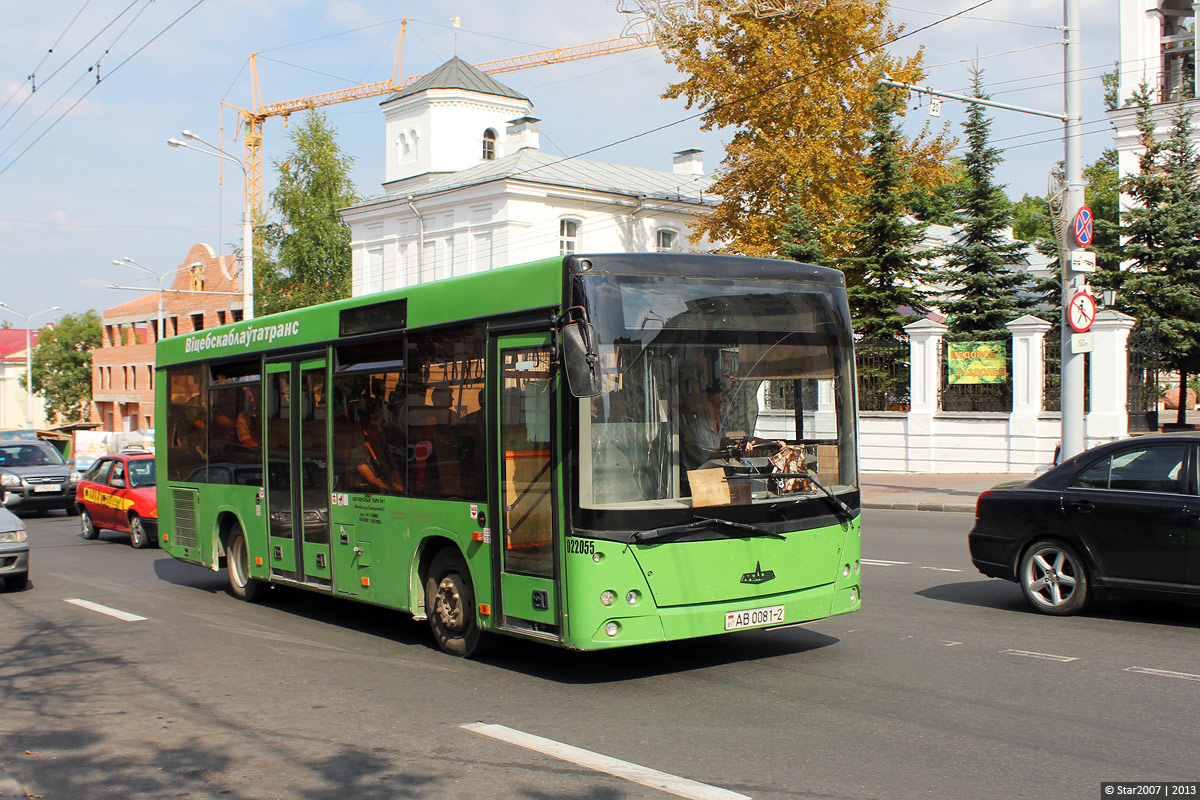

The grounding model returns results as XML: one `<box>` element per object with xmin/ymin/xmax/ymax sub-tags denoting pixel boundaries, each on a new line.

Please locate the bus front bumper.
<box><xmin>575</xmin><ymin>581</ymin><xmax>861</xmax><ymax>650</ymax></box>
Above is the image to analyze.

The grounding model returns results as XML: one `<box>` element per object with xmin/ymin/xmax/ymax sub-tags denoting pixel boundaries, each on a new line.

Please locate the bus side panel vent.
<box><xmin>172</xmin><ymin>488</ymin><xmax>200</xmax><ymax>549</ymax></box>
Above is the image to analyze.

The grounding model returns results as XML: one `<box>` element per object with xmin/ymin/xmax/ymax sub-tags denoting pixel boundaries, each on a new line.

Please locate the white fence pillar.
<box><xmin>1086</xmin><ymin>309</ymin><xmax>1136</xmax><ymax>443</ymax></box>
<box><xmin>902</xmin><ymin>318</ymin><xmax>947</xmax><ymax>472</ymax></box>
<box><xmin>1006</xmin><ymin>315</ymin><xmax>1052</xmax><ymax>471</ymax></box>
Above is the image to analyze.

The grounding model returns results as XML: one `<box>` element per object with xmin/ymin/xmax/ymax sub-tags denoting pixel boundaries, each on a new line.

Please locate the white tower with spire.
<box><xmin>380</xmin><ymin>57</ymin><xmax>534</xmax><ymax>190</ymax></box>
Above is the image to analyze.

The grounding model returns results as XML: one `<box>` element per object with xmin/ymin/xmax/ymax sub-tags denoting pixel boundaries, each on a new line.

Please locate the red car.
<box><xmin>76</xmin><ymin>451</ymin><xmax>158</xmax><ymax>548</ymax></box>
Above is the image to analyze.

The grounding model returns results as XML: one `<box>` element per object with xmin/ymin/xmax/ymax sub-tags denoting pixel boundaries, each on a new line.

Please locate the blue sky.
<box><xmin>0</xmin><ymin>0</ymin><xmax>1119</xmax><ymax>322</ymax></box>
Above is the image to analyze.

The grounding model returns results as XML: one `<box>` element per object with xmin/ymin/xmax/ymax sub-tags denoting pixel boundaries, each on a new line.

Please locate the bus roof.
<box><xmin>156</xmin><ymin>256</ymin><xmax>565</xmax><ymax>367</ymax></box>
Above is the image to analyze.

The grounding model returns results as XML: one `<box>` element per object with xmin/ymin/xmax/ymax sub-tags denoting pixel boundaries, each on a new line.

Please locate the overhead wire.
<box><xmin>255</xmin><ymin>17</ymin><xmax>549</xmax><ymax>56</ymax></box>
<box><xmin>0</xmin><ymin>0</ymin><xmax>142</xmax><ymax>137</ymax></box>
<box><xmin>890</xmin><ymin>4</ymin><xmax>1061</xmax><ymax>30</ymax></box>
<box><xmin>0</xmin><ymin>0</ymin><xmax>211</xmax><ymax>180</ymax></box>
<box><xmin>0</xmin><ymin>0</ymin><xmax>156</xmax><ymax>163</ymax></box>
<box><xmin>0</xmin><ymin>216</ymin><xmax>225</xmax><ymax>231</ymax></box>
<box><xmin>0</xmin><ymin>0</ymin><xmax>93</xmax><ymax>116</ymax></box>
<box><xmin>254</xmin><ymin>55</ymin><xmax>363</xmax><ymax>87</ymax></box>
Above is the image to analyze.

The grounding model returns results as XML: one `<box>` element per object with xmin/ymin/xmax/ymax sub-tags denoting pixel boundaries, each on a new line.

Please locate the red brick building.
<box><xmin>92</xmin><ymin>243</ymin><xmax>245</xmax><ymax>432</ymax></box>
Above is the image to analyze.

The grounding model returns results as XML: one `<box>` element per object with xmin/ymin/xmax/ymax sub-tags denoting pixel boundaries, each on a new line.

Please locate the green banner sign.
<box><xmin>947</xmin><ymin>341</ymin><xmax>1008</xmax><ymax>385</ymax></box>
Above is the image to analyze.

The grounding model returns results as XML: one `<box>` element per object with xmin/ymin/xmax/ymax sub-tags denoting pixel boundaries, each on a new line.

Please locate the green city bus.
<box><xmin>155</xmin><ymin>253</ymin><xmax>861</xmax><ymax>656</ymax></box>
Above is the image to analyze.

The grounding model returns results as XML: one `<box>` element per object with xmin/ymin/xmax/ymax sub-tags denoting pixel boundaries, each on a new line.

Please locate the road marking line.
<box><xmin>860</xmin><ymin>559</ymin><xmax>910</xmax><ymax>566</ymax></box>
<box><xmin>1125</xmin><ymin>666</ymin><xmax>1200</xmax><ymax>682</ymax></box>
<box><xmin>1001</xmin><ymin>649</ymin><xmax>1078</xmax><ymax>663</ymax></box>
<box><xmin>461</xmin><ymin>723</ymin><xmax>750</xmax><ymax>800</ymax></box>
<box><xmin>64</xmin><ymin>598</ymin><xmax>147</xmax><ymax>622</ymax></box>
<box><xmin>919</xmin><ymin>566</ymin><xmax>963</xmax><ymax>572</ymax></box>
<box><xmin>944</xmin><ymin>641</ymin><xmax>963</xmax><ymax>647</ymax></box>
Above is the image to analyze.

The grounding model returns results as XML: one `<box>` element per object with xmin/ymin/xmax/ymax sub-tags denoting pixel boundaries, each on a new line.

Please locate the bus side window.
<box><xmin>406</xmin><ymin>325</ymin><xmax>485</xmax><ymax>501</ymax></box>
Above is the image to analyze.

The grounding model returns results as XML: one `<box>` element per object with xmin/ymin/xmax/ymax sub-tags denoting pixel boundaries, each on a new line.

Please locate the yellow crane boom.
<box><xmin>228</xmin><ymin>34</ymin><xmax>652</xmax><ymax>219</ymax></box>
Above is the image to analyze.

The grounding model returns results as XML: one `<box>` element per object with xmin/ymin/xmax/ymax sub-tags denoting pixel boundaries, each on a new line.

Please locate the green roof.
<box><xmin>387</xmin><ymin>56</ymin><xmax>528</xmax><ymax>103</ymax></box>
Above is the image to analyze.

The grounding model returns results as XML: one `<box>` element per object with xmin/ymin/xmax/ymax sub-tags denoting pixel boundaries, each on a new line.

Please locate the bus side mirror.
<box><xmin>561</xmin><ymin>320</ymin><xmax>602</xmax><ymax>398</ymax></box>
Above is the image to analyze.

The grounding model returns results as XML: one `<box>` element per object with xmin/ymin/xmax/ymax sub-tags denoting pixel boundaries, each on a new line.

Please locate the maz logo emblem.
<box><xmin>740</xmin><ymin>562</ymin><xmax>776</xmax><ymax>585</ymax></box>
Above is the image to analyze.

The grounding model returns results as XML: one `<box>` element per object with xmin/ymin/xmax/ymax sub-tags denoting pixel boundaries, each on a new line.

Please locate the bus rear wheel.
<box><xmin>227</xmin><ymin>529</ymin><xmax>264</xmax><ymax>602</ymax></box>
<box><xmin>425</xmin><ymin>549</ymin><xmax>485</xmax><ymax>657</ymax></box>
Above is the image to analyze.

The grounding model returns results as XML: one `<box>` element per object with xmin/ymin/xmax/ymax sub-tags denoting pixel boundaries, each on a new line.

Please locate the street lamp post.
<box><xmin>112</xmin><ymin>258</ymin><xmax>179</xmax><ymax>342</ymax></box>
<box><xmin>0</xmin><ymin>302</ymin><xmax>61</xmax><ymax>430</ymax></box>
<box><xmin>167</xmin><ymin>131</ymin><xmax>255</xmax><ymax>320</ymax></box>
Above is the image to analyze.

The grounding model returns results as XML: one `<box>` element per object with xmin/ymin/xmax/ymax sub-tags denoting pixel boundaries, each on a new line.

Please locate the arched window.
<box><xmin>656</xmin><ymin>229</ymin><xmax>678</xmax><ymax>252</ymax></box>
<box><xmin>482</xmin><ymin>128</ymin><xmax>497</xmax><ymax>161</ymax></box>
<box><xmin>397</xmin><ymin>133</ymin><xmax>409</xmax><ymax>165</ymax></box>
<box><xmin>559</xmin><ymin>218</ymin><xmax>580</xmax><ymax>255</ymax></box>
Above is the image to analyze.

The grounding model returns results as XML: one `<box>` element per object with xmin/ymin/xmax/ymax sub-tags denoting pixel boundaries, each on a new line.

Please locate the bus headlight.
<box><xmin>605</xmin><ymin>621</ymin><xmax>620</xmax><ymax>637</ymax></box>
<box><xmin>843</xmin><ymin>564</ymin><xmax>851</xmax><ymax>577</ymax></box>
<box><xmin>600</xmin><ymin>590</ymin><xmax>615</xmax><ymax>606</ymax></box>
<box><xmin>626</xmin><ymin>590</ymin><xmax>639</xmax><ymax>605</ymax></box>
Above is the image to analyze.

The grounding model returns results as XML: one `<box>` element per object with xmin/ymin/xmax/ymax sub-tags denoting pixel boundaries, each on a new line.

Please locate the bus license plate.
<box><xmin>725</xmin><ymin>605</ymin><xmax>785</xmax><ymax>631</ymax></box>
<box><xmin>33</xmin><ymin>484</ymin><xmax>61</xmax><ymax>493</ymax></box>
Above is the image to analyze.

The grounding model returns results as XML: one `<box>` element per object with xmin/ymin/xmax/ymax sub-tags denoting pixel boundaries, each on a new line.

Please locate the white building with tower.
<box><xmin>340</xmin><ymin>56</ymin><xmax>716</xmax><ymax>296</ymax></box>
<box><xmin>1109</xmin><ymin>0</ymin><xmax>1199</xmax><ymax>188</ymax></box>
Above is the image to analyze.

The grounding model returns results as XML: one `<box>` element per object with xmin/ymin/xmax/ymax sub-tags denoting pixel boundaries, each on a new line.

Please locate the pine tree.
<box><xmin>256</xmin><ymin>110</ymin><xmax>360</xmax><ymax>314</ymax></box>
<box><xmin>778</xmin><ymin>200</ymin><xmax>826</xmax><ymax>265</ymax></box>
<box><xmin>1118</xmin><ymin>87</ymin><xmax>1200</xmax><ymax>427</ymax></box>
<box><xmin>836</xmin><ymin>84</ymin><xmax>925</xmax><ymax>337</ymax></box>
<box><xmin>925</xmin><ymin>68</ymin><xmax>1029</xmax><ymax>335</ymax></box>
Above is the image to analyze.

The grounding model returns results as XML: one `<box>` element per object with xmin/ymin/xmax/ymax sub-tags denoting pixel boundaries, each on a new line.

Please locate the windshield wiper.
<box><xmin>774</xmin><ymin>472</ymin><xmax>855</xmax><ymax>522</ymax></box>
<box><xmin>630</xmin><ymin>515</ymin><xmax>784</xmax><ymax>544</ymax></box>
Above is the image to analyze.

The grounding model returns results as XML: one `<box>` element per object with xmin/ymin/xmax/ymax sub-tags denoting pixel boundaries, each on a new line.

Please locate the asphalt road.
<box><xmin>1</xmin><ymin>509</ymin><xmax>1197</xmax><ymax>800</ymax></box>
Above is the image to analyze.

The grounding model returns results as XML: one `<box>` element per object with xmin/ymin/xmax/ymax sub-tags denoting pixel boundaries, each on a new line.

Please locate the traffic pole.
<box><xmin>1059</xmin><ymin>0</ymin><xmax>1086</xmax><ymax>461</ymax></box>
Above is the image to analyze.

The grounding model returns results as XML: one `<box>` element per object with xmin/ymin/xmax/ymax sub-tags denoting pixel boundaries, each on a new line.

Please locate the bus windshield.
<box><xmin>576</xmin><ymin>274</ymin><xmax>857</xmax><ymax>513</ymax></box>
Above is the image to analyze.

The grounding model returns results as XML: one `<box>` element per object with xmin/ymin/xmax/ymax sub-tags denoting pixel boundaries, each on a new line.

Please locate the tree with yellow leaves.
<box><xmin>660</xmin><ymin>0</ymin><xmax>952</xmax><ymax>257</ymax></box>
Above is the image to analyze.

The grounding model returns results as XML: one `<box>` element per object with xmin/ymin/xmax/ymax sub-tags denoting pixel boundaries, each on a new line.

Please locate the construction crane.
<box><xmin>220</xmin><ymin>22</ymin><xmax>653</xmax><ymax>219</ymax></box>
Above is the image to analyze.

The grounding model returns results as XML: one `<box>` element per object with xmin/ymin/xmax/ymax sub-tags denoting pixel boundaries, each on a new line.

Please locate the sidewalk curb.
<box><xmin>863</xmin><ymin>501</ymin><xmax>975</xmax><ymax>513</ymax></box>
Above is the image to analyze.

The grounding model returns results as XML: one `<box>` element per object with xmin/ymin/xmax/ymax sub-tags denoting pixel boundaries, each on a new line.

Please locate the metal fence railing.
<box><xmin>1126</xmin><ymin>325</ymin><xmax>1161</xmax><ymax>432</ymax></box>
<box><xmin>856</xmin><ymin>336</ymin><xmax>910</xmax><ymax>411</ymax></box>
<box><xmin>1043</xmin><ymin>336</ymin><xmax>1090</xmax><ymax>414</ymax></box>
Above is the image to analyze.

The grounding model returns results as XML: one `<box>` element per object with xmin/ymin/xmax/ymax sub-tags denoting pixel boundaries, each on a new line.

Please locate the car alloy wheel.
<box><xmin>1019</xmin><ymin>539</ymin><xmax>1088</xmax><ymax>615</ymax></box>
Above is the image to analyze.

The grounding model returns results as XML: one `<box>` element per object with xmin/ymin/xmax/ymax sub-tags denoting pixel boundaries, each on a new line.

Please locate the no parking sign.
<box><xmin>1072</xmin><ymin>206</ymin><xmax>1094</xmax><ymax>247</ymax></box>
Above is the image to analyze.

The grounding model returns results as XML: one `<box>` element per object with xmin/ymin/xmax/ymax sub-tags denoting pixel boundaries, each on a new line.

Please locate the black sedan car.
<box><xmin>969</xmin><ymin>432</ymin><xmax>1200</xmax><ymax>615</ymax></box>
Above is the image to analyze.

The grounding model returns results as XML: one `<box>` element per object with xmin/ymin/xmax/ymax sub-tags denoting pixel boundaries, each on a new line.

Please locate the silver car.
<box><xmin>0</xmin><ymin>506</ymin><xmax>28</xmax><ymax>590</ymax></box>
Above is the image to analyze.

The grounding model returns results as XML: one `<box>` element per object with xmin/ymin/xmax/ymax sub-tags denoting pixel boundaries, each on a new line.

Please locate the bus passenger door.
<box><xmin>494</xmin><ymin>334</ymin><xmax>561</xmax><ymax>638</ymax></box>
<box><xmin>265</xmin><ymin>357</ymin><xmax>332</xmax><ymax>589</ymax></box>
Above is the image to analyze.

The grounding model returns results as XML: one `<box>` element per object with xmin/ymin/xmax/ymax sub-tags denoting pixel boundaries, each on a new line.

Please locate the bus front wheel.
<box><xmin>425</xmin><ymin>549</ymin><xmax>485</xmax><ymax>657</ymax></box>
<box><xmin>227</xmin><ymin>529</ymin><xmax>264</xmax><ymax>602</ymax></box>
